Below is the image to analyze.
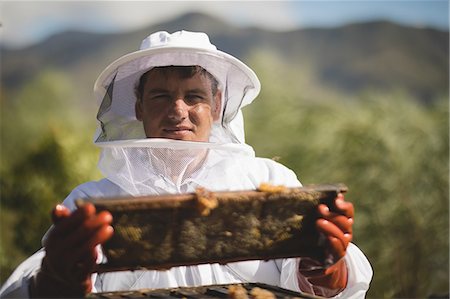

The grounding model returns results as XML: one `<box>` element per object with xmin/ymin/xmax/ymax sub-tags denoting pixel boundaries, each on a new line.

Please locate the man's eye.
<box><xmin>150</xmin><ymin>94</ymin><xmax>170</xmax><ymax>101</ymax></box>
<box><xmin>186</xmin><ymin>95</ymin><xmax>205</xmax><ymax>103</ymax></box>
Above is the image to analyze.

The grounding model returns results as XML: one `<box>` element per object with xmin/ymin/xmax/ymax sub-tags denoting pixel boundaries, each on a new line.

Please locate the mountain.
<box><xmin>1</xmin><ymin>12</ymin><xmax>448</xmax><ymax>104</ymax></box>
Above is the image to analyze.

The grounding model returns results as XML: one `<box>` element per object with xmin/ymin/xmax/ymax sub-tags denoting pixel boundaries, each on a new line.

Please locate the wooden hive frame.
<box><xmin>76</xmin><ymin>184</ymin><xmax>347</xmax><ymax>273</ymax></box>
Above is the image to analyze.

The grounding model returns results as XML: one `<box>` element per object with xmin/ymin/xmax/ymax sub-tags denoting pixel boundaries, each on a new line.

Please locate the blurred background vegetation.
<box><xmin>1</xmin><ymin>13</ymin><xmax>448</xmax><ymax>298</ymax></box>
<box><xmin>246</xmin><ymin>51</ymin><xmax>448</xmax><ymax>298</ymax></box>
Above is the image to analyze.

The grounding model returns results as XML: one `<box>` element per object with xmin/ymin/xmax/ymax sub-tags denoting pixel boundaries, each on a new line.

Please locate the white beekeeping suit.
<box><xmin>0</xmin><ymin>30</ymin><xmax>372</xmax><ymax>298</ymax></box>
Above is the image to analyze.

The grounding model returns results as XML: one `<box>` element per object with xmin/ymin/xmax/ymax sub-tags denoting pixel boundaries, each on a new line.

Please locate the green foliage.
<box><xmin>245</xmin><ymin>52</ymin><xmax>449</xmax><ymax>298</ymax></box>
<box><xmin>0</xmin><ymin>70</ymin><xmax>101</xmax><ymax>283</ymax></box>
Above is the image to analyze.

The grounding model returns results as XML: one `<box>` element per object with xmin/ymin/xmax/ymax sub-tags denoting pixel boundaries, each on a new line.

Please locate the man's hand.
<box><xmin>31</xmin><ymin>203</ymin><xmax>113</xmax><ymax>298</ymax></box>
<box><xmin>299</xmin><ymin>193</ymin><xmax>354</xmax><ymax>295</ymax></box>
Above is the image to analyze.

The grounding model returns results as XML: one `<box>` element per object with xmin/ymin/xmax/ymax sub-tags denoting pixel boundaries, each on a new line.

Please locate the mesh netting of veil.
<box><xmin>97</xmin><ymin>139</ymin><xmax>255</xmax><ymax>196</ymax></box>
<box><xmin>94</xmin><ymin>52</ymin><xmax>259</xmax><ymax>144</ymax></box>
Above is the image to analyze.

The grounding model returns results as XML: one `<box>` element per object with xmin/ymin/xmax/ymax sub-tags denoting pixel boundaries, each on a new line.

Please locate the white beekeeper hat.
<box><xmin>93</xmin><ymin>30</ymin><xmax>261</xmax><ymax>144</ymax></box>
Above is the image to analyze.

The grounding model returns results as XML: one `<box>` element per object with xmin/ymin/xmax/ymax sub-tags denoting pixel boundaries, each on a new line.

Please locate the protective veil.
<box><xmin>92</xmin><ymin>30</ymin><xmax>262</xmax><ymax>197</ymax></box>
<box><xmin>0</xmin><ymin>31</ymin><xmax>372</xmax><ymax>298</ymax></box>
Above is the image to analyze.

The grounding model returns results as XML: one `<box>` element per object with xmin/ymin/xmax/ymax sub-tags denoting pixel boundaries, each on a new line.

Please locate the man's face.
<box><xmin>135</xmin><ymin>68</ymin><xmax>221</xmax><ymax>142</ymax></box>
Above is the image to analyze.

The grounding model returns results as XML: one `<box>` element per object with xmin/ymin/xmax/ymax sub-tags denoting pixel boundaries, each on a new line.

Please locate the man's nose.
<box><xmin>167</xmin><ymin>98</ymin><xmax>188</xmax><ymax>121</ymax></box>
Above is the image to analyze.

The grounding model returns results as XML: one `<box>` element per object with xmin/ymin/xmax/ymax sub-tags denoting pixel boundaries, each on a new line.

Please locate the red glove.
<box><xmin>30</xmin><ymin>203</ymin><xmax>113</xmax><ymax>298</ymax></box>
<box><xmin>299</xmin><ymin>193</ymin><xmax>354</xmax><ymax>295</ymax></box>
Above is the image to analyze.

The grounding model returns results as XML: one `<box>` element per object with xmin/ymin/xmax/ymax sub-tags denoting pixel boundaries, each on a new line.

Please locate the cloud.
<box><xmin>0</xmin><ymin>1</ymin><xmax>178</xmax><ymax>47</ymax></box>
<box><xmin>1</xmin><ymin>1</ymin><xmax>447</xmax><ymax>49</ymax></box>
<box><xmin>0</xmin><ymin>1</ymin><xmax>299</xmax><ymax>48</ymax></box>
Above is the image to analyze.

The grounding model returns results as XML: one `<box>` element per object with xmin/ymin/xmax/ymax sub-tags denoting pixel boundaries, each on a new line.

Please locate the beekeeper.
<box><xmin>0</xmin><ymin>30</ymin><xmax>372</xmax><ymax>298</ymax></box>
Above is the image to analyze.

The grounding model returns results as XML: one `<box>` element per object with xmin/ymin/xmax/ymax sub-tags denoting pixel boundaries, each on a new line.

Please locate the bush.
<box><xmin>0</xmin><ymin>71</ymin><xmax>101</xmax><ymax>283</ymax></box>
<box><xmin>244</xmin><ymin>54</ymin><xmax>449</xmax><ymax>298</ymax></box>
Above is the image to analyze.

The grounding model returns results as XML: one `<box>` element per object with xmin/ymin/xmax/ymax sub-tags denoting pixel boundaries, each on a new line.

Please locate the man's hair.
<box><xmin>135</xmin><ymin>66</ymin><xmax>219</xmax><ymax>102</ymax></box>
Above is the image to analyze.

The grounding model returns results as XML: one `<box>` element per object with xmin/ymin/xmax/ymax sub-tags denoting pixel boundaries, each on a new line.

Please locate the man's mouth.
<box><xmin>163</xmin><ymin>126</ymin><xmax>193</xmax><ymax>135</ymax></box>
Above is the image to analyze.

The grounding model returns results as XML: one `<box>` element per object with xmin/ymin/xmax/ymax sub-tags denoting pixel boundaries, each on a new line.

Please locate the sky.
<box><xmin>0</xmin><ymin>0</ymin><xmax>448</xmax><ymax>49</ymax></box>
